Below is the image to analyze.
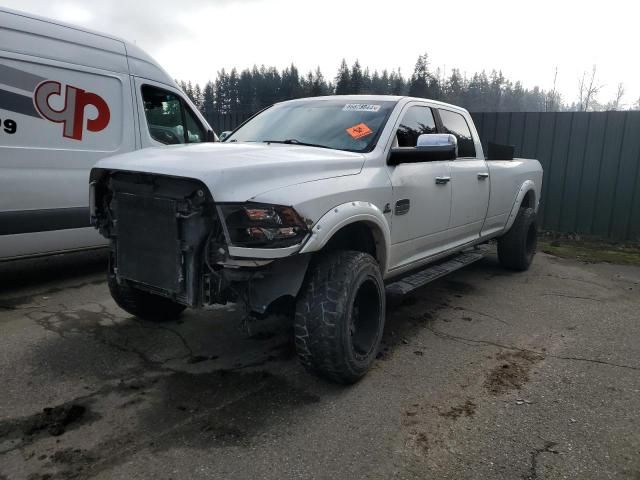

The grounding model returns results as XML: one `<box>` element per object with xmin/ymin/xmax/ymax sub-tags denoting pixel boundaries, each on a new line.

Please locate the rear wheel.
<box><xmin>498</xmin><ymin>207</ymin><xmax>537</xmax><ymax>271</ymax></box>
<box><xmin>294</xmin><ymin>251</ymin><xmax>385</xmax><ymax>384</ymax></box>
<box><xmin>108</xmin><ymin>260</ymin><xmax>186</xmax><ymax>322</ymax></box>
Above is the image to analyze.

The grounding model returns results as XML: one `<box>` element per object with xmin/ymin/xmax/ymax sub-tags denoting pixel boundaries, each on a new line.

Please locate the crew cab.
<box><xmin>90</xmin><ymin>95</ymin><xmax>543</xmax><ymax>383</ymax></box>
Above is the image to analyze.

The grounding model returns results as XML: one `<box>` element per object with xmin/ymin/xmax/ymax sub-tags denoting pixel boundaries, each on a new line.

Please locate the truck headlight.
<box><xmin>218</xmin><ymin>203</ymin><xmax>309</xmax><ymax>248</ymax></box>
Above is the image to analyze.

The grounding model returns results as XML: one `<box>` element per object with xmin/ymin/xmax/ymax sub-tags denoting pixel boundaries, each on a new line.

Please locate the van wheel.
<box><xmin>294</xmin><ymin>251</ymin><xmax>385</xmax><ymax>384</ymax></box>
<box><xmin>498</xmin><ymin>207</ymin><xmax>537</xmax><ymax>271</ymax></box>
<box><xmin>108</xmin><ymin>264</ymin><xmax>186</xmax><ymax>322</ymax></box>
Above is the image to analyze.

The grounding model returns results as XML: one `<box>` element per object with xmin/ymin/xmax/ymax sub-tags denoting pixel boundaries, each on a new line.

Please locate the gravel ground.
<box><xmin>0</xmin><ymin>249</ymin><xmax>638</xmax><ymax>480</ymax></box>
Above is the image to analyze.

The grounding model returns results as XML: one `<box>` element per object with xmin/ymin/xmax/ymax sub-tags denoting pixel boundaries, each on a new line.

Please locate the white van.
<box><xmin>0</xmin><ymin>7</ymin><xmax>216</xmax><ymax>260</ymax></box>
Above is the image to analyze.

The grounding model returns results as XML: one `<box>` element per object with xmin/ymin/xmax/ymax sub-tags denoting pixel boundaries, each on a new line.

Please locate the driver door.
<box><xmin>387</xmin><ymin>104</ymin><xmax>452</xmax><ymax>272</ymax></box>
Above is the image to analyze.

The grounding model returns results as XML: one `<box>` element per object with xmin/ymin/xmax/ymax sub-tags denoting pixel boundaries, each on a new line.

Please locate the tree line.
<box><xmin>177</xmin><ymin>53</ymin><xmax>638</xmax><ymax>122</ymax></box>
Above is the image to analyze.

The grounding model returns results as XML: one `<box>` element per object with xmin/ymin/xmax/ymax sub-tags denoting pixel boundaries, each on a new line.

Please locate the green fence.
<box><xmin>471</xmin><ymin>111</ymin><xmax>640</xmax><ymax>241</ymax></box>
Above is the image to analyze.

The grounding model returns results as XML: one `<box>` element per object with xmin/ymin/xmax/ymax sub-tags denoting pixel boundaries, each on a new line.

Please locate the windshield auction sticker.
<box><xmin>346</xmin><ymin>123</ymin><xmax>373</xmax><ymax>140</ymax></box>
<box><xmin>343</xmin><ymin>104</ymin><xmax>381</xmax><ymax>112</ymax></box>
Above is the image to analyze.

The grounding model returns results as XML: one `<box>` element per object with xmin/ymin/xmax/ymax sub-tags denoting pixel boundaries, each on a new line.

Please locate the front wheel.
<box><xmin>294</xmin><ymin>251</ymin><xmax>386</xmax><ymax>384</ymax></box>
<box><xmin>498</xmin><ymin>207</ymin><xmax>537</xmax><ymax>271</ymax></box>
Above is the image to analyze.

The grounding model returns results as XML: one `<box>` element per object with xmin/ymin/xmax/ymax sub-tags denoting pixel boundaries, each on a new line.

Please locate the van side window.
<box><xmin>438</xmin><ymin>109</ymin><xmax>476</xmax><ymax>158</ymax></box>
<box><xmin>396</xmin><ymin>106</ymin><xmax>437</xmax><ymax>147</ymax></box>
<box><xmin>141</xmin><ymin>85</ymin><xmax>204</xmax><ymax>145</ymax></box>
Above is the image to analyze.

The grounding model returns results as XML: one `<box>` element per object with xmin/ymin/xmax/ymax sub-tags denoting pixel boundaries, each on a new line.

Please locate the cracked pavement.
<box><xmin>0</xmin><ymin>249</ymin><xmax>639</xmax><ymax>479</ymax></box>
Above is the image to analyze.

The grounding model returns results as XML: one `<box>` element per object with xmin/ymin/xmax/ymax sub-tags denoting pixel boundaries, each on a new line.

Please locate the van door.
<box><xmin>438</xmin><ymin>108</ymin><xmax>490</xmax><ymax>246</ymax></box>
<box><xmin>132</xmin><ymin>78</ymin><xmax>209</xmax><ymax>148</ymax></box>
<box><xmin>0</xmin><ymin>54</ymin><xmax>135</xmax><ymax>258</ymax></box>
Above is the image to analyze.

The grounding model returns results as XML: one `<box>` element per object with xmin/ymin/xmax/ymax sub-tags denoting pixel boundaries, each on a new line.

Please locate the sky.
<box><xmin>4</xmin><ymin>0</ymin><xmax>639</xmax><ymax>107</ymax></box>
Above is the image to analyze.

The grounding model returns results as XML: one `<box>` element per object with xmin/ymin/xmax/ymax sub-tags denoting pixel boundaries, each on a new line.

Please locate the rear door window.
<box><xmin>141</xmin><ymin>85</ymin><xmax>204</xmax><ymax>145</ymax></box>
<box><xmin>396</xmin><ymin>106</ymin><xmax>437</xmax><ymax>147</ymax></box>
<box><xmin>438</xmin><ymin>109</ymin><xmax>476</xmax><ymax>158</ymax></box>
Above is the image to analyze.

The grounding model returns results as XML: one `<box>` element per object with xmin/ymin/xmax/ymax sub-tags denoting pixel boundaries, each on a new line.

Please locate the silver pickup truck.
<box><xmin>90</xmin><ymin>95</ymin><xmax>543</xmax><ymax>383</ymax></box>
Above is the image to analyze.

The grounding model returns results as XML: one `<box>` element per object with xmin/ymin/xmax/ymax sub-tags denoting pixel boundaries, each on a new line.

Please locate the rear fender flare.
<box><xmin>504</xmin><ymin>180</ymin><xmax>537</xmax><ymax>233</ymax></box>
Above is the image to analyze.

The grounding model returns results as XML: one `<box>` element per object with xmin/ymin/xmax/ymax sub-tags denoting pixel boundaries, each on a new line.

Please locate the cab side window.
<box><xmin>438</xmin><ymin>109</ymin><xmax>476</xmax><ymax>158</ymax></box>
<box><xmin>141</xmin><ymin>85</ymin><xmax>204</xmax><ymax>145</ymax></box>
<box><xmin>396</xmin><ymin>106</ymin><xmax>437</xmax><ymax>147</ymax></box>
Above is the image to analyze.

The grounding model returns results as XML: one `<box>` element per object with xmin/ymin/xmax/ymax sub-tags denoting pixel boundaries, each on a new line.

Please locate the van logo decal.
<box><xmin>33</xmin><ymin>81</ymin><xmax>110</xmax><ymax>140</ymax></box>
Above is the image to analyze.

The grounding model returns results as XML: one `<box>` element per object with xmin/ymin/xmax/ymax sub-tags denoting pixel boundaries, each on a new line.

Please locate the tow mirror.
<box><xmin>388</xmin><ymin>133</ymin><xmax>458</xmax><ymax>165</ymax></box>
<box><xmin>219</xmin><ymin>131</ymin><xmax>232</xmax><ymax>142</ymax></box>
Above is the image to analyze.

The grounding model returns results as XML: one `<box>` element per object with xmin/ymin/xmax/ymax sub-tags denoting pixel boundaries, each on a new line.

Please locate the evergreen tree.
<box><xmin>350</xmin><ymin>60</ymin><xmax>364</xmax><ymax>94</ymax></box>
<box><xmin>280</xmin><ymin>63</ymin><xmax>302</xmax><ymax>100</ymax></box>
<box><xmin>489</xmin><ymin>70</ymin><xmax>505</xmax><ymax>110</ymax></box>
<box><xmin>192</xmin><ymin>83</ymin><xmax>204</xmax><ymax>112</ymax></box>
<box><xmin>409</xmin><ymin>53</ymin><xmax>430</xmax><ymax>98</ymax></box>
<box><xmin>185</xmin><ymin>80</ymin><xmax>195</xmax><ymax>104</ymax></box>
<box><xmin>335</xmin><ymin>59</ymin><xmax>351</xmax><ymax>95</ymax></box>
<box><xmin>227</xmin><ymin>69</ymin><xmax>240</xmax><ymax>112</ymax></box>
<box><xmin>213</xmin><ymin>70</ymin><xmax>227</xmax><ymax>114</ymax></box>
<box><xmin>310</xmin><ymin>67</ymin><xmax>329</xmax><ymax>96</ymax></box>
<box><xmin>445</xmin><ymin>68</ymin><xmax>465</xmax><ymax>105</ymax></box>
<box><xmin>362</xmin><ymin>67</ymin><xmax>372</xmax><ymax>94</ymax></box>
<box><xmin>254</xmin><ymin>65</ymin><xmax>281</xmax><ymax>108</ymax></box>
<box><xmin>202</xmin><ymin>81</ymin><xmax>215</xmax><ymax>121</ymax></box>
<box><xmin>380</xmin><ymin>70</ymin><xmax>391</xmax><ymax>94</ymax></box>
<box><xmin>390</xmin><ymin>69</ymin><xmax>406</xmax><ymax>95</ymax></box>
<box><xmin>370</xmin><ymin>70</ymin><xmax>384</xmax><ymax>94</ymax></box>
<box><xmin>238</xmin><ymin>68</ymin><xmax>257</xmax><ymax>112</ymax></box>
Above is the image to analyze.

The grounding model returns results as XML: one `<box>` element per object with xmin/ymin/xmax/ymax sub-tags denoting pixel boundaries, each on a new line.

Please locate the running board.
<box><xmin>386</xmin><ymin>244</ymin><xmax>491</xmax><ymax>296</ymax></box>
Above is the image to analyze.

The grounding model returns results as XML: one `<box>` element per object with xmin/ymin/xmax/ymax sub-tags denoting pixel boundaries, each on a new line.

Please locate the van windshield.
<box><xmin>226</xmin><ymin>99</ymin><xmax>397</xmax><ymax>153</ymax></box>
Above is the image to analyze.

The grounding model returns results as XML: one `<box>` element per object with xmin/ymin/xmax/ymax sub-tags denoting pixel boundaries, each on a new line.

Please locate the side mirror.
<box><xmin>206</xmin><ymin>130</ymin><xmax>217</xmax><ymax>142</ymax></box>
<box><xmin>388</xmin><ymin>133</ymin><xmax>458</xmax><ymax>165</ymax></box>
<box><xmin>219</xmin><ymin>131</ymin><xmax>232</xmax><ymax>142</ymax></box>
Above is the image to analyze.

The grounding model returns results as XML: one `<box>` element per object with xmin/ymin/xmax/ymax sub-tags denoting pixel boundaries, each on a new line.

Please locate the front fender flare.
<box><xmin>299</xmin><ymin>201</ymin><xmax>391</xmax><ymax>274</ymax></box>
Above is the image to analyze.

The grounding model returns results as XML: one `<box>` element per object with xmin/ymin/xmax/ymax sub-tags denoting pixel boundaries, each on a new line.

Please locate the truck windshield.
<box><xmin>226</xmin><ymin>99</ymin><xmax>397</xmax><ymax>153</ymax></box>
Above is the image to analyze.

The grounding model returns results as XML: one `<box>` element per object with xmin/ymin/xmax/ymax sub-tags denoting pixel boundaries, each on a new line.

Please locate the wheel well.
<box><xmin>322</xmin><ymin>222</ymin><xmax>385</xmax><ymax>269</ymax></box>
<box><xmin>521</xmin><ymin>190</ymin><xmax>535</xmax><ymax>210</ymax></box>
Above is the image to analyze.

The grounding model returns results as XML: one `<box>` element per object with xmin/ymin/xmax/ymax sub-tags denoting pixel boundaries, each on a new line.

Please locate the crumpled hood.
<box><xmin>94</xmin><ymin>142</ymin><xmax>366</xmax><ymax>201</ymax></box>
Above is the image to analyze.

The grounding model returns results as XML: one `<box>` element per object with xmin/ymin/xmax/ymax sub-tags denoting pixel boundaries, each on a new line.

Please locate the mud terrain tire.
<box><xmin>294</xmin><ymin>251</ymin><xmax>385</xmax><ymax>384</ymax></box>
<box><xmin>498</xmin><ymin>207</ymin><xmax>537</xmax><ymax>271</ymax></box>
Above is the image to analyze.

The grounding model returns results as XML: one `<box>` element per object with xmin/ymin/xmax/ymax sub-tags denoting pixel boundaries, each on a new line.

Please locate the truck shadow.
<box><xmin>0</xmin><ymin>249</ymin><xmax>108</xmax><ymax>302</ymax></box>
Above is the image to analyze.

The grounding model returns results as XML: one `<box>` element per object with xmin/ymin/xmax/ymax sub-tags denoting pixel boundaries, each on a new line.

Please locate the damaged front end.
<box><xmin>90</xmin><ymin>170</ymin><xmax>311</xmax><ymax>314</ymax></box>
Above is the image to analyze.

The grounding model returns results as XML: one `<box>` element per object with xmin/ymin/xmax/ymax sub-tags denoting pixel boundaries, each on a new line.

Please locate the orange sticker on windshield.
<box><xmin>346</xmin><ymin>123</ymin><xmax>373</xmax><ymax>140</ymax></box>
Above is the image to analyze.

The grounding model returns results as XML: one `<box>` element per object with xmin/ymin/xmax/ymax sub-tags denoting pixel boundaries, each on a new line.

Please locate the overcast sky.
<box><xmin>5</xmin><ymin>0</ymin><xmax>639</xmax><ymax>107</ymax></box>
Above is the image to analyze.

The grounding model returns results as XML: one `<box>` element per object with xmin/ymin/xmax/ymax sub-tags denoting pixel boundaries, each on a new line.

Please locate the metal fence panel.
<box><xmin>472</xmin><ymin>111</ymin><xmax>640</xmax><ymax>241</ymax></box>
<box><xmin>576</xmin><ymin>113</ymin><xmax>607</xmax><ymax>234</ymax></box>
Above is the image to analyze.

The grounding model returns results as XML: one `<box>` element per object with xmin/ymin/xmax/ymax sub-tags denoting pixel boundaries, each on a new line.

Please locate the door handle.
<box><xmin>435</xmin><ymin>176</ymin><xmax>451</xmax><ymax>185</ymax></box>
<box><xmin>477</xmin><ymin>172</ymin><xmax>489</xmax><ymax>179</ymax></box>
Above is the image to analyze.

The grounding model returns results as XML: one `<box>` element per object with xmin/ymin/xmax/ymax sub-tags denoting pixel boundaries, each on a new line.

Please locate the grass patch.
<box><xmin>538</xmin><ymin>237</ymin><xmax>640</xmax><ymax>266</ymax></box>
